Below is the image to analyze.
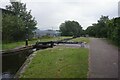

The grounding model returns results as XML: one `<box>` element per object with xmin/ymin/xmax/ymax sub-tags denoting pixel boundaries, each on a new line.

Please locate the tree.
<box><xmin>97</xmin><ymin>15</ymin><xmax>109</xmax><ymax>38</ymax></box>
<box><xmin>86</xmin><ymin>15</ymin><xmax>109</xmax><ymax>38</ymax></box>
<box><xmin>86</xmin><ymin>25</ymin><xmax>96</xmax><ymax>37</ymax></box>
<box><xmin>59</xmin><ymin>20</ymin><xmax>82</xmax><ymax>36</ymax></box>
<box><xmin>108</xmin><ymin>18</ymin><xmax>120</xmax><ymax>46</ymax></box>
<box><xmin>2</xmin><ymin>2</ymin><xmax>37</xmax><ymax>42</ymax></box>
<box><xmin>85</xmin><ymin>15</ymin><xmax>120</xmax><ymax>47</ymax></box>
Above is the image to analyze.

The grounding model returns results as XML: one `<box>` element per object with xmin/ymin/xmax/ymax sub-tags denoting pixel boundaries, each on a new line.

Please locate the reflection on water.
<box><xmin>2</xmin><ymin>48</ymin><xmax>33</xmax><ymax>78</ymax></box>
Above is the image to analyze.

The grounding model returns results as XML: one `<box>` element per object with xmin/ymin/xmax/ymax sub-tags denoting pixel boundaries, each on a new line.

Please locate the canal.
<box><xmin>2</xmin><ymin>47</ymin><xmax>33</xmax><ymax>78</ymax></box>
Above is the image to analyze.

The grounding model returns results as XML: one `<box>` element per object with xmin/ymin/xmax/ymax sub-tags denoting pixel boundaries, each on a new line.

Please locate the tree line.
<box><xmin>2</xmin><ymin>2</ymin><xmax>37</xmax><ymax>43</ymax></box>
<box><xmin>59</xmin><ymin>16</ymin><xmax>120</xmax><ymax>47</ymax></box>
<box><xmin>85</xmin><ymin>15</ymin><xmax>120</xmax><ymax>47</ymax></box>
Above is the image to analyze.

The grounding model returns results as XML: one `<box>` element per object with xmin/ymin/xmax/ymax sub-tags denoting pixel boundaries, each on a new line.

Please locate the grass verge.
<box><xmin>20</xmin><ymin>47</ymin><xmax>88</xmax><ymax>78</ymax></box>
<box><xmin>70</xmin><ymin>37</ymin><xmax>90</xmax><ymax>43</ymax></box>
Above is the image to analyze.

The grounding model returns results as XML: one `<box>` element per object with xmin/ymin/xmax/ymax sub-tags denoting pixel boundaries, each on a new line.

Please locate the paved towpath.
<box><xmin>88</xmin><ymin>38</ymin><xmax>118</xmax><ymax>78</ymax></box>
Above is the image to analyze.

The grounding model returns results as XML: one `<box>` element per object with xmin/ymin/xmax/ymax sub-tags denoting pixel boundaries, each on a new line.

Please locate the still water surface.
<box><xmin>2</xmin><ymin>49</ymin><xmax>33</xmax><ymax>78</ymax></box>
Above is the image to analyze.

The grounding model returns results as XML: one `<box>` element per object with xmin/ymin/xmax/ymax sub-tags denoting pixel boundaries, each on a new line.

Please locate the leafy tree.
<box><xmin>108</xmin><ymin>18</ymin><xmax>120</xmax><ymax>46</ymax></box>
<box><xmin>97</xmin><ymin>15</ymin><xmax>109</xmax><ymax>38</ymax></box>
<box><xmin>2</xmin><ymin>2</ymin><xmax>37</xmax><ymax>42</ymax></box>
<box><xmin>86</xmin><ymin>15</ymin><xmax>109</xmax><ymax>38</ymax></box>
<box><xmin>59</xmin><ymin>20</ymin><xmax>82</xmax><ymax>36</ymax></box>
<box><xmin>86</xmin><ymin>25</ymin><xmax>96</xmax><ymax>37</ymax></box>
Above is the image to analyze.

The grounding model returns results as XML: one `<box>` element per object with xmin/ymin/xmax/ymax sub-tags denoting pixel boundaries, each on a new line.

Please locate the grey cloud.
<box><xmin>0</xmin><ymin>0</ymin><xmax>119</xmax><ymax>30</ymax></box>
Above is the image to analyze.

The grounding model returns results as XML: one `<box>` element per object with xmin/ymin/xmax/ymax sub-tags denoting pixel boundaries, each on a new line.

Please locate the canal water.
<box><xmin>2</xmin><ymin>48</ymin><xmax>33</xmax><ymax>78</ymax></box>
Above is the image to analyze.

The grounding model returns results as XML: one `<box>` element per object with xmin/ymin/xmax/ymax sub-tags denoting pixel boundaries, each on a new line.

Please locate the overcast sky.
<box><xmin>0</xmin><ymin>0</ymin><xmax>119</xmax><ymax>30</ymax></box>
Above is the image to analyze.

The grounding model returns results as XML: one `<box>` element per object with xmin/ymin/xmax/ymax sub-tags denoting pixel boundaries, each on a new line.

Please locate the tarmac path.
<box><xmin>88</xmin><ymin>38</ymin><xmax>118</xmax><ymax>78</ymax></box>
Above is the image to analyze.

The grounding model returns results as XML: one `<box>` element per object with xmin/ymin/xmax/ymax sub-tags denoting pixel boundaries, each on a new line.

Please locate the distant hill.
<box><xmin>34</xmin><ymin>29</ymin><xmax>61</xmax><ymax>38</ymax></box>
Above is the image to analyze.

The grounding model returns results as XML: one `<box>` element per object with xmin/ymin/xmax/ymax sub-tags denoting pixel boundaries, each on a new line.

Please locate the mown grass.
<box><xmin>20</xmin><ymin>47</ymin><xmax>89</xmax><ymax>78</ymax></box>
<box><xmin>69</xmin><ymin>37</ymin><xmax>90</xmax><ymax>43</ymax></box>
<box><xmin>2</xmin><ymin>36</ymin><xmax>72</xmax><ymax>50</ymax></box>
